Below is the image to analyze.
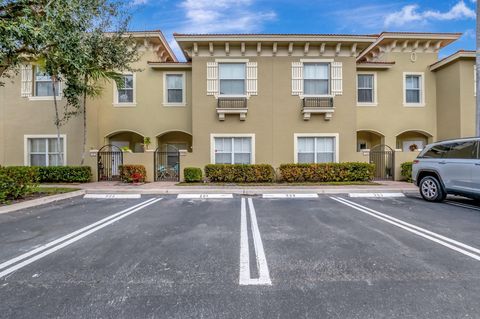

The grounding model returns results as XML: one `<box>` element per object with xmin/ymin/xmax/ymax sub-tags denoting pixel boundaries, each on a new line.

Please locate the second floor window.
<box><xmin>118</xmin><ymin>74</ymin><xmax>134</xmax><ymax>104</ymax></box>
<box><xmin>357</xmin><ymin>74</ymin><xmax>374</xmax><ymax>104</ymax></box>
<box><xmin>34</xmin><ymin>67</ymin><xmax>59</xmax><ymax>97</ymax></box>
<box><xmin>219</xmin><ymin>63</ymin><xmax>245</xmax><ymax>95</ymax></box>
<box><xmin>304</xmin><ymin>63</ymin><xmax>329</xmax><ymax>95</ymax></box>
<box><xmin>405</xmin><ymin>74</ymin><xmax>422</xmax><ymax>104</ymax></box>
<box><xmin>166</xmin><ymin>74</ymin><xmax>184</xmax><ymax>104</ymax></box>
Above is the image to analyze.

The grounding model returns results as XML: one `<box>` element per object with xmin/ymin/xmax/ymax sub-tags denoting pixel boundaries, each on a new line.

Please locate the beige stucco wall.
<box><xmin>0</xmin><ymin>72</ymin><xmax>84</xmax><ymax>166</ymax></box>
<box><xmin>357</xmin><ymin>52</ymin><xmax>438</xmax><ymax>148</ymax></box>
<box><xmin>188</xmin><ymin>56</ymin><xmax>359</xmax><ymax>169</ymax></box>
<box><xmin>435</xmin><ymin>59</ymin><xmax>476</xmax><ymax>140</ymax></box>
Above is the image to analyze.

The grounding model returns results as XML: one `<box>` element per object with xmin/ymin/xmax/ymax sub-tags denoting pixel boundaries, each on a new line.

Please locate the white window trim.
<box><xmin>356</xmin><ymin>71</ymin><xmax>377</xmax><ymax>106</ymax></box>
<box><xmin>24</xmin><ymin>134</ymin><xmax>67</xmax><ymax>166</ymax></box>
<box><xmin>403</xmin><ymin>72</ymin><xmax>425</xmax><ymax>107</ymax></box>
<box><xmin>210</xmin><ymin>133</ymin><xmax>255</xmax><ymax>164</ymax></box>
<box><xmin>163</xmin><ymin>71</ymin><xmax>186</xmax><ymax>107</ymax></box>
<box><xmin>293</xmin><ymin>133</ymin><xmax>339</xmax><ymax>164</ymax></box>
<box><xmin>28</xmin><ymin>65</ymin><xmax>62</xmax><ymax>101</ymax></box>
<box><xmin>113</xmin><ymin>73</ymin><xmax>137</xmax><ymax>107</ymax></box>
<box><xmin>216</xmin><ymin>59</ymin><xmax>248</xmax><ymax>98</ymax></box>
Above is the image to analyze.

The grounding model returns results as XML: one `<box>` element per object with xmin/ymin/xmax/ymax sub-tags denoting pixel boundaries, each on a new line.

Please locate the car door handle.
<box><xmin>439</xmin><ymin>161</ymin><xmax>446</xmax><ymax>165</ymax></box>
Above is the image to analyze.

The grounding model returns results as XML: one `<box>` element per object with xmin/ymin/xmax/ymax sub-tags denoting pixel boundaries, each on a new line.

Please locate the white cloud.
<box><xmin>177</xmin><ymin>0</ymin><xmax>276</xmax><ymax>33</ymax></box>
<box><xmin>385</xmin><ymin>1</ymin><xmax>475</xmax><ymax>27</ymax></box>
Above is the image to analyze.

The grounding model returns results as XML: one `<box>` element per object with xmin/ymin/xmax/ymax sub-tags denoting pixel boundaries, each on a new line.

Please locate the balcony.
<box><xmin>216</xmin><ymin>97</ymin><xmax>248</xmax><ymax>121</ymax></box>
<box><xmin>302</xmin><ymin>97</ymin><xmax>334</xmax><ymax>121</ymax></box>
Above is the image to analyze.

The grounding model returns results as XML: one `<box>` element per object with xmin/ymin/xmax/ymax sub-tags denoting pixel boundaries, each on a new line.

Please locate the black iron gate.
<box><xmin>97</xmin><ymin>145</ymin><xmax>123</xmax><ymax>181</ymax></box>
<box><xmin>154</xmin><ymin>148</ymin><xmax>180</xmax><ymax>182</ymax></box>
<box><xmin>369</xmin><ymin>144</ymin><xmax>395</xmax><ymax>180</ymax></box>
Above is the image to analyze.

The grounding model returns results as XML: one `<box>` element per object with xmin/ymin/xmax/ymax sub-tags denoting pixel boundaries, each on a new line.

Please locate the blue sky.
<box><xmin>127</xmin><ymin>0</ymin><xmax>477</xmax><ymax>60</ymax></box>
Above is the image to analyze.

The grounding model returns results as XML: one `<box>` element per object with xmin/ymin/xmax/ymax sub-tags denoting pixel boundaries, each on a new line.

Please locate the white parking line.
<box><xmin>262</xmin><ymin>194</ymin><xmax>318</xmax><ymax>199</ymax></box>
<box><xmin>84</xmin><ymin>194</ymin><xmax>141</xmax><ymax>199</ymax></box>
<box><xmin>331</xmin><ymin>196</ymin><xmax>480</xmax><ymax>262</ymax></box>
<box><xmin>177</xmin><ymin>194</ymin><xmax>233</xmax><ymax>199</ymax></box>
<box><xmin>239</xmin><ymin>198</ymin><xmax>272</xmax><ymax>286</ymax></box>
<box><xmin>0</xmin><ymin>198</ymin><xmax>162</xmax><ymax>279</ymax></box>
<box><xmin>348</xmin><ymin>193</ymin><xmax>405</xmax><ymax>198</ymax></box>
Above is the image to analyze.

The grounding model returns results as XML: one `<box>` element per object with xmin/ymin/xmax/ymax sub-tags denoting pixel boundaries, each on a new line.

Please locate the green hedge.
<box><xmin>38</xmin><ymin>166</ymin><xmax>91</xmax><ymax>183</ymax></box>
<box><xmin>0</xmin><ymin>166</ymin><xmax>39</xmax><ymax>203</ymax></box>
<box><xmin>401</xmin><ymin>162</ymin><xmax>413</xmax><ymax>182</ymax></box>
<box><xmin>184</xmin><ymin>167</ymin><xmax>203</xmax><ymax>183</ymax></box>
<box><xmin>205</xmin><ymin>164</ymin><xmax>275</xmax><ymax>183</ymax></box>
<box><xmin>119</xmin><ymin>165</ymin><xmax>146</xmax><ymax>183</ymax></box>
<box><xmin>279</xmin><ymin>162</ymin><xmax>375</xmax><ymax>182</ymax></box>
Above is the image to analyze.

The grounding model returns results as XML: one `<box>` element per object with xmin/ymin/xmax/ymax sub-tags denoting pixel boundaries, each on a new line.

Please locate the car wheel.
<box><xmin>419</xmin><ymin>176</ymin><xmax>446</xmax><ymax>202</ymax></box>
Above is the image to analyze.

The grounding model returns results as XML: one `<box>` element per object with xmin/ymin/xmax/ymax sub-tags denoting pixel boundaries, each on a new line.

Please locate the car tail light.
<box><xmin>413</xmin><ymin>160</ymin><xmax>419</xmax><ymax>164</ymax></box>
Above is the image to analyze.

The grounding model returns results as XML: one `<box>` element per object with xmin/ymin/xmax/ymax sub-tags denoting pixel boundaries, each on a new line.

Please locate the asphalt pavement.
<box><xmin>0</xmin><ymin>193</ymin><xmax>479</xmax><ymax>318</ymax></box>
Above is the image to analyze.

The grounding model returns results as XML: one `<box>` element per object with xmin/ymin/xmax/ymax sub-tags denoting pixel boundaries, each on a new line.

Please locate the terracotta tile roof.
<box><xmin>357</xmin><ymin>61</ymin><xmax>396</xmax><ymax>64</ymax></box>
<box><xmin>429</xmin><ymin>50</ymin><xmax>475</xmax><ymax>70</ymax></box>
<box><xmin>173</xmin><ymin>33</ymin><xmax>379</xmax><ymax>37</ymax></box>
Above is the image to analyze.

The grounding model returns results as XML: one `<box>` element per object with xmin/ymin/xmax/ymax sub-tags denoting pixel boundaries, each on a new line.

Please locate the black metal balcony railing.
<box><xmin>302</xmin><ymin>97</ymin><xmax>334</xmax><ymax>108</ymax></box>
<box><xmin>217</xmin><ymin>97</ymin><xmax>248</xmax><ymax>109</ymax></box>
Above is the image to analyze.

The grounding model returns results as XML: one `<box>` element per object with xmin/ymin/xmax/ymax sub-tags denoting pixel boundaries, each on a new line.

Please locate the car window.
<box><xmin>444</xmin><ymin>141</ymin><xmax>477</xmax><ymax>159</ymax></box>
<box><xmin>420</xmin><ymin>144</ymin><xmax>450</xmax><ymax>158</ymax></box>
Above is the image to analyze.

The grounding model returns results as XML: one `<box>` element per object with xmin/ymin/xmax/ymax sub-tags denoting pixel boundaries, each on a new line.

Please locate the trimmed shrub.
<box><xmin>0</xmin><ymin>166</ymin><xmax>39</xmax><ymax>203</ymax></box>
<box><xmin>279</xmin><ymin>162</ymin><xmax>375</xmax><ymax>183</ymax></box>
<box><xmin>38</xmin><ymin>166</ymin><xmax>91</xmax><ymax>183</ymax></box>
<box><xmin>119</xmin><ymin>165</ymin><xmax>146</xmax><ymax>183</ymax></box>
<box><xmin>204</xmin><ymin>164</ymin><xmax>275</xmax><ymax>183</ymax></box>
<box><xmin>401</xmin><ymin>162</ymin><xmax>413</xmax><ymax>182</ymax></box>
<box><xmin>184</xmin><ymin>167</ymin><xmax>203</xmax><ymax>183</ymax></box>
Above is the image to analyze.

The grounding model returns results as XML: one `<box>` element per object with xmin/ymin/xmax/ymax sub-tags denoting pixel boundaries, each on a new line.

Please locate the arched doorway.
<box><xmin>107</xmin><ymin>131</ymin><xmax>145</xmax><ymax>153</ymax></box>
<box><xmin>154</xmin><ymin>146</ymin><xmax>180</xmax><ymax>181</ymax></box>
<box><xmin>369</xmin><ymin>144</ymin><xmax>395</xmax><ymax>180</ymax></box>
<box><xmin>97</xmin><ymin>145</ymin><xmax>123</xmax><ymax>181</ymax></box>
<box><xmin>396</xmin><ymin>130</ymin><xmax>432</xmax><ymax>152</ymax></box>
<box><xmin>356</xmin><ymin>130</ymin><xmax>385</xmax><ymax>152</ymax></box>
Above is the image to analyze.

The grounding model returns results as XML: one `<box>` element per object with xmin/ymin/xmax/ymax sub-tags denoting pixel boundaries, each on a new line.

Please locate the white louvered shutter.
<box><xmin>246</xmin><ymin>62</ymin><xmax>257</xmax><ymax>96</ymax></box>
<box><xmin>57</xmin><ymin>80</ymin><xmax>63</xmax><ymax>98</ymax></box>
<box><xmin>20</xmin><ymin>64</ymin><xmax>33</xmax><ymax>97</ymax></box>
<box><xmin>291</xmin><ymin>62</ymin><xmax>303</xmax><ymax>95</ymax></box>
<box><xmin>331</xmin><ymin>62</ymin><xmax>343</xmax><ymax>96</ymax></box>
<box><xmin>207</xmin><ymin>62</ymin><xmax>219</xmax><ymax>96</ymax></box>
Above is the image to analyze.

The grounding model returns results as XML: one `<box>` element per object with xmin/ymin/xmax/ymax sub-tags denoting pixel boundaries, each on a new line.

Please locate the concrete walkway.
<box><xmin>41</xmin><ymin>180</ymin><xmax>418</xmax><ymax>195</ymax></box>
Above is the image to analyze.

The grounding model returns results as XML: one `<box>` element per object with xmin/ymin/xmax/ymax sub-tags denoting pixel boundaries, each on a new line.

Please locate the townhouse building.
<box><xmin>0</xmin><ymin>30</ymin><xmax>476</xmax><ymax>182</ymax></box>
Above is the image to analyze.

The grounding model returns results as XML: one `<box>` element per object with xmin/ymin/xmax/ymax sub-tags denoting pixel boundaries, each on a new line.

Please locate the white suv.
<box><xmin>412</xmin><ymin>137</ymin><xmax>480</xmax><ymax>202</ymax></box>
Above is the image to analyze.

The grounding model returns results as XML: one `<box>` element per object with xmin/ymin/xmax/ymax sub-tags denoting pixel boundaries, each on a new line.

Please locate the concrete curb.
<box><xmin>0</xmin><ymin>190</ymin><xmax>86</xmax><ymax>215</ymax></box>
<box><xmin>84</xmin><ymin>187</ymin><xmax>418</xmax><ymax>195</ymax></box>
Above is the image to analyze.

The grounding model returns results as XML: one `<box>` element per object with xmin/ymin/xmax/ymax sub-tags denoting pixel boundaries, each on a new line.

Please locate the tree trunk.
<box><xmin>477</xmin><ymin>1</ymin><xmax>480</xmax><ymax>136</ymax></box>
<box><xmin>80</xmin><ymin>77</ymin><xmax>88</xmax><ymax>165</ymax></box>
<box><xmin>52</xmin><ymin>77</ymin><xmax>63</xmax><ymax>165</ymax></box>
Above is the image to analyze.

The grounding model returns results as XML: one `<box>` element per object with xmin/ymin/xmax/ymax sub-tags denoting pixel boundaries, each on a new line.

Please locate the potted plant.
<box><xmin>120</xmin><ymin>146</ymin><xmax>132</xmax><ymax>153</ymax></box>
<box><xmin>143</xmin><ymin>137</ymin><xmax>151</xmax><ymax>150</ymax></box>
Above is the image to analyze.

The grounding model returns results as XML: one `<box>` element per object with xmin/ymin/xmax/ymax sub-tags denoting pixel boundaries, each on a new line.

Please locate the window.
<box><xmin>357</xmin><ymin>74</ymin><xmax>375</xmax><ymax>104</ymax></box>
<box><xmin>445</xmin><ymin>141</ymin><xmax>478</xmax><ymax>159</ymax></box>
<box><xmin>420</xmin><ymin>144</ymin><xmax>450</xmax><ymax>158</ymax></box>
<box><xmin>115</xmin><ymin>74</ymin><xmax>135</xmax><ymax>105</ymax></box>
<box><xmin>213</xmin><ymin>137</ymin><xmax>252</xmax><ymax>164</ymax></box>
<box><xmin>296</xmin><ymin>136</ymin><xmax>336</xmax><ymax>163</ymax></box>
<box><xmin>26</xmin><ymin>136</ymin><xmax>65</xmax><ymax>166</ymax></box>
<box><xmin>164</xmin><ymin>73</ymin><xmax>185</xmax><ymax>105</ymax></box>
<box><xmin>304</xmin><ymin>63</ymin><xmax>329</xmax><ymax>95</ymax></box>
<box><xmin>219</xmin><ymin>63</ymin><xmax>245</xmax><ymax>95</ymax></box>
<box><xmin>404</xmin><ymin>73</ymin><xmax>424</xmax><ymax>106</ymax></box>
<box><xmin>34</xmin><ymin>66</ymin><xmax>59</xmax><ymax>97</ymax></box>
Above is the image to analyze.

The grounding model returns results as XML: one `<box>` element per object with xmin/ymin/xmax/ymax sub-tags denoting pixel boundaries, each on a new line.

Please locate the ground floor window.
<box><xmin>213</xmin><ymin>136</ymin><xmax>252</xmax><ymax>164</ymax></box>
<box><xmin>296</xmin><ymin>135</ymin><xmax>337</xmax><ymax>163</ymax></box>
<box><xmin>26</xmin><ymin>136</ymin><xmax>65</xmax><ymax>166</ymax></box>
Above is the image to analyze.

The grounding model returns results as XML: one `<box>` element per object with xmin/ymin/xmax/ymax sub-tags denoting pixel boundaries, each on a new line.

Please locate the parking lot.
<box><xmin>1</xmin><ymin>192</ymin><xmax>480</xmax><ymax>318</ymax></box>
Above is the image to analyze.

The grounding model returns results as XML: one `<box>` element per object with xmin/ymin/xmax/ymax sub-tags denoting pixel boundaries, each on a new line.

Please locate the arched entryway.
<box><xmin>106</xmin><ymin>130</ymin><xmax>145</xmax><ymax>153</ymax></box>
<box><xmin>356</xmin><ymin>130</ymin><xmax>385</xmax><ymax>152</ymax></box>
<box><xmin>369</xmin><ymin>144</ymin><xmax>395</xmax><ymax>180</ymax></box>
<box><xmin>396</xmin><ymin>130</ymin><xmax>432</xmax><ymax>152</ymax></box>
<box><xmin>154</xmin><ymin>131</ymin><xmax>192</xmax><ymax>182</ymax></box>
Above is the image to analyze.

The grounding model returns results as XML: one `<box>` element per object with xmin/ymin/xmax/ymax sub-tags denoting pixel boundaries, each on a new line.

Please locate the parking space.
<box><xmin>0</xmin><ymin>193</ymin><xmax>479</xmax><ymax>318</ymax></box>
